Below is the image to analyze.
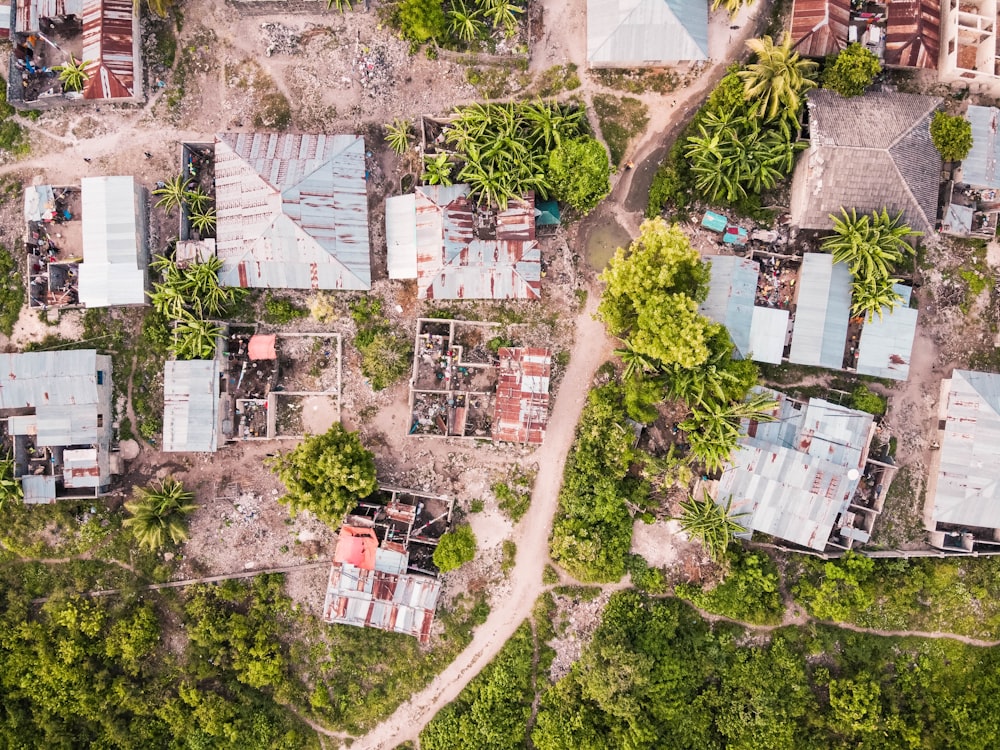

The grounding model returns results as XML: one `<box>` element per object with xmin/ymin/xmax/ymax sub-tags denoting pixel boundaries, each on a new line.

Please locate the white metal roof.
<box><xmin>749</xmin><ymin>306</ymin><xmax>790</xmax><ymax>364</ymax></box>
<box><xmin>385</xmin><ymin>193</ymin><xmax>418</xmax><ymax>280</ymax></box>
<box><xmin>162</xmin><ymin>359</ymin><xmax>220</xmax><ymax>453</ymax></box>
<box><xmin>79</xmin><ymin>175</ymin><xmax>147</xmax><ymax>307</ymax></box>
<box><xmin>856</xmin><ymin>284</ymin><xmax>917</xmax><ymax>381</ymax></box>
<box><xmin>789</xmin><ymin>253</ymin><xmax>852</xmax><ymax>369</ymax></box>
<box><xmin>587</xmin><ymin>0</ymin><xmax>709</xmax><ymax>64</ymax></box>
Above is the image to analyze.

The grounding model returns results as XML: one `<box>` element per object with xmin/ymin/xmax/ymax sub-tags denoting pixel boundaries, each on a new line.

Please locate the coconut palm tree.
<box><xmin>384</xmin><ymin>119</ymin><xmax>413</xmax><ymax>155</ymax></box>
<box><xmin>422</xmin><ymin>153</ymin><xmax>455</xmax><ymax>186</ymax></box>
<box><xmin>153</xmin><ymin>175</ymin><xmax>190</xmax><ymax>215</ymax></box>
<box><xmin>822</xmin><ymin>208</ymin><xmax>917</xmax><ymax>282</ymax></box>
<box><xmin>53</xmin><ymin>55</ymin><xmax>91</xmax><ymax>93</ymax></box>
<box><xmin>449</xmin><ymin>0</ymin><xmax>486</xmax><ymax>42</ymax></box>
<box><xmin>184</xmin><ymin>187</ymin><xmax>212</xmax><ymax>213</ymax></box>
<box><xmin>123</xmin><ymin>477</ymin><xmax>197</xmax><ymax>551</ymax></box>
<box><xmin>680</xmin><ymin>391</ymin><xmax>779</xmax><ymax>472</ymax></box>
<box><xmin>676</xmin><ymin>491</ymin><xmax>747</xmax><ymax>562</ymax></box>
<box><xmin>481</xmin><ymin>0</ymin><xmax>523</xmax><ymax>34</ymax></box>
<box><xmin>738</xmin><ymin>34</ymin><xmax>818</xmax><ymax>122</ymax></box>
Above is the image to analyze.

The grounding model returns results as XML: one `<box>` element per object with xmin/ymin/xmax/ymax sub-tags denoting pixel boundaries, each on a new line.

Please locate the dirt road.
<box><xmin>348</xmin><ymin>288</ymin><xmax>614</xmax><ymax>750</ymax></box>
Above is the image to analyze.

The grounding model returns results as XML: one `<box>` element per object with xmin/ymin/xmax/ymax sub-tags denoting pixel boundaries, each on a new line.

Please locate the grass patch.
<box><xmin>533</xmin><ymin>63</ymin><xmax>581</xmax><ymax>96</ymax></box>
<box><xmin>592</xmin><ymin>94</ymin><xmax>649</xmax><ymax>167</ymax></box>
<box><xmin>263</xmin><ymin>294</ymin><xmax>308</xmax><ymax>324</ymax></box>
<box><xmin>350</xmin><ymin>296</ymin><xmax>412</xmax><ymax>391</ymax></box>
<box><xmin>0</xmin><ymin>242</ymin><xmax>25</xmax><ymax>335</ymax></box>
<box><xmin>592</xmin><ymin>68</ymin><xmax>678</xmax><ymax>94</ymax></box>
<box><xmin>491</xmin><ymin>466</ymin><xmax>535</xmax><ymax>521</ymax></box>
<box><xmin>501</xmin><ymin>540</ymin><xmax>516</xmax><ymax>574</ymax></box>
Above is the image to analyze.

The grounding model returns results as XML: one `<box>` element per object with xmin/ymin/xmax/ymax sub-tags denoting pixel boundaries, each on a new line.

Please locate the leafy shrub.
<box><xmin>501</xmin><ymin>540</ymin><xmax>516</xmax><ymax>574</ymax></box>
<box><xmin>395</xmin><ymin>0</ymin><xmax>448</xmax><ymax>43</ymax></box>
<box><xmin>434</xmin><ymin>525</ymin><xmax>477</xmax><ymax>572</ymax></box>
<box><xmin>547</xmin><ymin>136</ymin><xmax>611</xmax><ymax>214</ymax></box>
<box><xmin>263</xmin><ymin>294</ymin><xmax>308</xmax><ymax>324</ymax></box>
<box><xmin>822</xmin><ymin>43</ymin><xmax>881</xmax><ymax>97</ymax></box>
<box><xmin>492</xmin><ymin>467</ymin><xmax>533</xmax><ymax>521</ymax></box>
<box><xmin>0</xmin><ymin>243</ymin><xmax>24</xmax><ymax>335</ymax></box>
<box><xmin>350</xmin><ymin>297</ymin><xmax>412</xmax><ymax>390</ymax></box>
<box><xmin>850</xmin><ymin>385</ymin><xmax>886</xmax><ymax>415</ymax></box>
<box><xmin>625</xmin><ymin>554</ymin><xmax>667</xmax><ymax>594</ymax></box>
<box><xmin>931</xmin><ymin>110</ymin><xmax>973</xmax><ymax>162</ymax></box>
<box><xmin>676</xmin><ymin>549</ymin><xmax>783</xmax><ymax>624</ymax></box>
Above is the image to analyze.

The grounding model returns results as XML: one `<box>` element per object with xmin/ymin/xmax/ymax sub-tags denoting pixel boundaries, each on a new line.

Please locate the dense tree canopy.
<box><xmin>822</xmin><ymin>43</ymin><xmax>881</xmax><ymax>98</ymax></box>
<box><xmin>547</xmin><ymin>135</ymin><xmax>611</xmax><ymax>214</ymax></box>
<box><xmin>434</xmin><ymin>525</ymin><xmax>477</xmax><ymax>572</ymax></box>
<box><xmin>598</xmin><ymin>218</ymin><xmax>715</xmax><ymax>369</ymax></box>
<box><xmin>930</xmin><ymin>110</ymin><xmax>974</xmax><ymax>162</ymax></box>
<box><xmin>268</xmin><ymin>424</ymin><xmax>377</xmax><ymax>527</ymax></box>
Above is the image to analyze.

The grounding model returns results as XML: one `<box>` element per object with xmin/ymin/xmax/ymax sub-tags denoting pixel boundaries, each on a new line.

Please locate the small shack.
<box><xmin>162</xmin><ymin>359</ymin><xmax>220</xmax><ymax>453</ymax></box>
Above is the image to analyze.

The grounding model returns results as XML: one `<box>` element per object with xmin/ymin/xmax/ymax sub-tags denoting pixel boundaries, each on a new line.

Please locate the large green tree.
<box><xmin>930</xmin><ymin>110</ymin><xmax>973</xmax><ymax>162</ymax></box>
<box><xmin>433</xmin><ymin>525</ymin><xmax>478</xmax><ymax>572</ymax></box>
<box><xmin>547</xmin><ymin>136</ymin><xmax>611</xmax><ymax>214</ymax></box>
<box><xmin>268</xmin><ymin>424</ymin><xmax>377</xmax><ymax>527</ymax></box>
<box><xmin>598</xmin><ymin>218</ymin><xmax>715</xmax><ymax>369</ymax></box>
<box><xmin>739</xmin><ymin>34</ymin><xmax>818</xmax><ymax>121</ymax></box>
<box><xmin>822</xmin><ymin>43</ymin><xmax>881</xmax><ymax>97</ymax></box>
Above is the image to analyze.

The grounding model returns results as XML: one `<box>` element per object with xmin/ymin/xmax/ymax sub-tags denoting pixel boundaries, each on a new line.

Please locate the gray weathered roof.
<box><xmin>856</xmin><ymin>284</ymin><xmax>917</xmax><ymax>381</ymax></box>
<box><xmin>792</xmin><ymin>90</ymin><xmax>942</xmax><ymax>232</ymax></box>
<box><xmin>932</xmin><ymin>370</ymin><xmax>1000</xmax><ymax>529</ymax></box>
<box><xmin>749</xmin><ymin>306</ymin><xmax>790</xmax><ymax>364</ymax></box>
<box><xmin>963</xmin><ymin>106</ymin><xmax>1000</xmax><ymax>188</ymax></box>
<box><xmin>587</xmin><ymin>0</ymin><xmax>709</xmax><ymax>65</ymax></box>
<box><xmin>79</xmin><ymin>176</ymin><xmax>147</xmax><ymax>307</ymax></box>
<box><xmin>0</xmin><ymin>350</ymin><xmax>103</xmax><ymax>410</ymax></box>
<box><xmin>789</xmin><ymin>253</ymin><xmax>852</xmax><ymax>369</ymax></box>
<box><xmin>215</xmin><ymin>133</ymin><xmax>371</xmax><ymax>291</ymax></box>
<box><xmin>700</xmin><ymin>256</ymin><xmax>758</xmax><ymax>358</ymax></box>
<box><xmin>163</xmin><ymin>359</ymin><xmax>220</xmax><ymax>453</ymax></box>
<box><xmin>717</xmin><ymin>390</ymin><xmax>875</xmax><ymax>550</ymax></box>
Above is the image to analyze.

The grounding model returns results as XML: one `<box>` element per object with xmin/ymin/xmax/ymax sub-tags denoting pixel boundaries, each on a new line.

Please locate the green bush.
<box><xmin>850</xmin><ymin>385</ymin><xmax>887</xmax><ymax>415</ymax></box>
<box><xmin>263</xmin><ymin>294</ymin><xmax>308</xmax><ymax>324</ymax></box>
<box><xmin>501</xmin><ymin>539</ymin><xmax>516</xmax><ymax>574</ymax></box>
<box><xmin>931</xmin><ymin>110</ymin><xmax>973</xmax><ymax>162</ymax></box>
<box><xmin>675</xmin><ymin>549</ymin><xmax>784</xmax><ymax>625</ymax></box>
<box><xmin>395</xmin><ymin>0</ymin><xmax>447</xmax><ymax>43</ymax></box>
<box><xmin>822</xmin><ymin>43</ymin><xmax>881</xmax><ymax>97</ymax></box>
<box><xmin>625</xmin><ymin>554</ymin><xmax>667</xmax><ymax>594</ymax></box>
<box><xmin>350</xmin><ymin>297</ymin><xmax>412</xmax><ymax>391</ymax></box>
<box><xmin>434</xmin><ymin>525</ymin><xmax>477</xmax><ymax>572</ymax></box>
<box><xmin>0</xmin><ymin>243</ymin><xmax>24</xmax><ymax>336</ymax></box>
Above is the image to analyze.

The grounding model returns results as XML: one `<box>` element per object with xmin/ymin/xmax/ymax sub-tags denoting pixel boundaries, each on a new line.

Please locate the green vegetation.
<box><xmin>501</xmin><ymin>539</ymin><xmax>517</xmax><ymax>574</ymax></box>
<box><xmin>592</xmin><ymin>93</ymin><xmax>649</xmax><ymax>166</ymax></box>
<box><xmin>53</xmin><ymin>54</ymin><xmax>91</xmax><ymax>92</ymax></box>
<box><xmin>625</xmin><ymin>554</ymin><xmax>667</xmax><ymax>594</ymax></box>
<box><xmin>549</xmin><ymin>383</ymin><xmax>648</xmax><ymax>582</ymax></box>
<box><xmin>822</xmin><ymin>43</ymin><xmax>881</xmax><ymax>97</ymax></box>
<box><xmin>739</xmin><ymin>34</ymin><xmax>818</xmax><ymax>121</ymax></box>
<box><xmin>547</xmin><ymin>136</ymin><xmax>611</xmax><ymax>214</ymax></box>
<box><xmin>931</xmin><ymin>110</ymin><xmax>974</xmax><ymax>162</ymax></box>
<box><xmin>268</xmin><ymin>424</ymin><xmax>377</xmax><ymax>527</ymax></box>
<box><xmin>680</xmin><ymin>392</ymin><xmax>778</xmax><ymax>472</ymax></box>
<box><xmin>0</xmin><ymin>453</ymin><xmax>23</xmax><ymax>509</ymax></box>
<box><xmin>492</xmin><ymin>466</ymin><xmax>534</xmax><ymax>521</ymax></box>
<box><xmin>429</xmin><ymin>101</ymin><xmax>586</xmax><ymax>208</ymax></box>
<box><xmin>850</xmin><ymin>384</ymin><xmax>887</xmax><ymax>415</ymax></box>
<box><xmin>122</xmin><ymin>477</ymin><xmax>197</xmax><ymax>551</ymax></box>
<box><xmin>534</xmin><ymin>63</ymin><xmax>581</xmax><ymax>97</ymax></box>
<box><xmin>542</xmin><ymin>564</ymin><xmax>559</xmax><ymax>584</ymax></box>
<box><xmin>676</xmin><ymin>548</ymin><xmax>783</xmax><ymax>624</ymax></box>
<box><xmin>385</xmin><ymin>118</ymin><xmax>413</xmax><ymax>155</ymax></box>
<box><xmin>676</xmin><ymin>492</ymin><xmax>749</xmax><ymax>561</ymax></box>
<box><xmin>0</xmin><ymin>243</ymin><xmax>24</xmax><ymax>336</ymax></box>
<box><xmin>592</xmin><ymin>68</ymin><xmax>677</xmax><ymax>94</ymax></box>
<box><xmin>263</xmin><ymin>293</ymin><xmax>308</xmax><ymax>324</ymax></box>
<box><xmin>390</xmin><ymin>0</ymin><xmax>527</xmax><ymax>49</ymax></box>
<box><xmin>822</xmin><ymin>208</ymin><xmax>917</xmax><ymax>321</ymax></box>
<box><xmin>532</xmin><ymin>591</ymin><xmax>1000</xmax><ymax>749</ymax></box>
<box><xmin>712</xmin><ymin>0</ymin><xmax>755</xmax><ymax>15</ymax></box>
<box><xmin>434</xmin><ymin>524</ymin><xmax>477</xmax><ymax>572</ymax></box>
<box><xmin>349</xmin><ymin>296</ymin><xmax>412</xmax><ymax>390</ymax></box>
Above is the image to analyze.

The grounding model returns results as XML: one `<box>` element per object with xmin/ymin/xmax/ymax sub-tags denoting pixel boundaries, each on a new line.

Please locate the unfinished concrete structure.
<box><xmin>939</xmin><ymin>0</ymin><xmax>1000</xmax><ymax>93</ymax></box>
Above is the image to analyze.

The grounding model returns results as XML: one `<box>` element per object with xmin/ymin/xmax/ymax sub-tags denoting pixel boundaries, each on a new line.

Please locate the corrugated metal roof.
<box><xmin>932</xmin><ymin>370</ymin><xmax>1000</xmax><ymax>529</ymax></box>
<box><xmin>789</xmin><ymin>253</ymin><xmax>852</xmax><ymax>369</ymax></box>
<box><xmin>587</xmin><ymin>0</ymin><xmax>708</xmax><ymax>64</ymax></box>
<box><xmin>79</xmin><ymin>175</ymin><xmax>147</xmax><ymax>307</ymax></box>
<box><xmin>964</xmin><ymin>106</ymin><xmax>1000</xmax><ymax>188</ymax></box>
<box><xmin>63</xmin><ymin>447</ymin><xmax>102</xmax><ymax>488</ymax></box>
<box><xmin>14</xmin><ymin>0</ymin><xmax>84</xmax><ymax>33</ymax></box>
<box><xmin>700</xmin><ymin>255</ymin><xmax>758</xmax><ymax>358</ymax></box>
<box><xmin>322</xmin><ymin>552</ymin><xmax>441</xmax><ymax>643</ymax></box>
<box><xmin>22</xmin><ymin>474</ymin><xmax>57</xmax><ymax>504</ymax></box>
<box><xmin>493</xmin><ymin>347</ymin><xmax>551</xmax><ymax>445</ymax></box>
<box><xmin>410</xmin><ymin>185</ymin><xmax>541</xmax><ymax>300</ymax></box>
<box><xmin>941</xmin><ymin>202</ymin><xmax>975</xmax><ymax>234</ymax></box>
<box><xmin>856</xmin><ymin>284</ymin><xmax>917</xmax><ymax>380</ymax></box>
<box><xmin>717</xmin><ymin>392</ymin><xmax>874</xmax><ymax>550</ymax></box>
<box><xmin>0</xmin><ymin>350</ymin><xmax>104</xmax><ymax>410</ymax></box>
<box><xmin>162</xmin><ymin>359</ymin><xmax>219</xmax><ymax>453</ymax></box>
<box><xmin>82</xmin><ymin>0</ymin><xmax>138</xmax><ymax>100</ymax></box>
<box><xmin>789</xmin><ymin>0</ymin><xmax>850</xmax><ymax>58</ymax></box>
<box><xmin>215</xmin><ymin>133</ymin><xmax>371</xmax><ymax>291</ymax></box>
<box><xmin>749</xmin><ymin>306</ymin><xmax>789</xmax><ymax>364</ymax></box>
<box><xmin>386</xmin><ymin>193</ymin><xmax>418</xmax><ymax>279</ymax></box>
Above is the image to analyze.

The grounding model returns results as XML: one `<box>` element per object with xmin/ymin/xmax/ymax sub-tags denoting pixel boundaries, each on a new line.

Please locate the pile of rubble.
<box><xmin>356</xmin><ymin>44</ymin><xmax>396</xmax><ymax>99</ymax></box>
<box><xmin>260</xmin><ymin>22</ymin><xmax>301</xmax><ymax>57</ymax></box>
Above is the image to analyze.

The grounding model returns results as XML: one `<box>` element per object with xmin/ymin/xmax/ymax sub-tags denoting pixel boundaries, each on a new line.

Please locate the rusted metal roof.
<box><xmin>14</xmin><ymin>0</ymin><xmax>83</xmax><ymax>33</ymax></box>
<box><xmin>789</xmin><ymin>0</ymin><xmax>850</xmax><ymax>58</ymax></box>
<box><xmin>322</xmin><ymin>550</ymin><xmax>441</xmax><ymax>644</ymax></box>
<box><xmin>856</xmin><ymin>284</ymin><xmax>917</xmax><ymax>380</ymax></box>
<box><xmin>81</xmin><ymin>0</ymin><xmax>138</xmax><ymax>100</ymax></box>
<box><xmin>405</xmin><ymin>185</ymin><xmax>540</xmax><ymax>300</ymax></box>
<box><xmin>884</xmin><ymin>0</ymin><xmax>940</xmax><ymax>69</ymax></box>
<box><xmin>214</xmin><ymin>133</ymin><xmax>371</xmax><ymax>291</ymax></box>
<box><xmin>493</xmin><ymin>347</ymin><xmax>551</xmax><ymax>445</ymax></box>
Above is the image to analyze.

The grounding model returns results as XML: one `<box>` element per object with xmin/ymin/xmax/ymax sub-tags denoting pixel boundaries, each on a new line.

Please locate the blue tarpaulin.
<box><xmin>702</xmin><ymin>211</ymin><xmax>728</xmax><ymax>232</ymax></box>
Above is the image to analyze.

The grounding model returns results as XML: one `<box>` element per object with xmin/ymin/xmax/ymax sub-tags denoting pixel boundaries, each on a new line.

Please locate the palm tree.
<box><xmin>822</xmin><ymin>208</ymin><xmax>917</xmax><ymax>282</ymax></box>
<box><xmin>173</xmin><ymin>314</ymin><xmax>224</xmax><ymax>360</ymax></box>
<box><xmin>123</xmin><ymin>477</ymin><xmax>197</xmax><ymax>551</ymax></box>
<box><xmin>153</xmin><ymin>175</ymin><xmax>190</xmax><ymax>215</ymax></box>
<box><xmin>422</xmin><ymin>153</ymin><xmax>455</xmax><ymax>186</ymax></box>
<box><xmin>712</xmin><ymin>0</ymin><xmax>754</xmax><ymax>16</ymax></box>
<box><xmin>326</xmin><ymin>0</ymin><xmax>353</xmax><ymax>9</ymax></box>
<box><xmin>384</xmin><ymin>119</ymin><xmax>413</xmax><ymax>155</ymax></box>
<box><xmin>53</xmin><ymin>55</ymin><xmax>91</xmax><ymax>93</ymax></box>
<box><xmin>189</xmin><ymin>206</ymin><xmax>216</xmax><ymax>236</ymax></box>
<box><xmin>680</xmin><ymin>391</ymin><xmax>779</xmax><ymax>472</ymax></box>
<box><xmin>676</xmin><ymin>491</ymin><xmax>747</xmax><ymax>562</ymax></box>
<box><xmin>0</xmin><ymin>454</ymin><xmax>22</xmax><ymax>511</ymax></box>
<box><xmin>851</xmin><ymin>275</ymin><xmax>904</xmax><ymax>322</ymax></box>
<box><xmin>449</xmin><ymin>0</ymin><xmax>486</xmax><ymax>42</ymax></box>
<box><xmin>184</xmin><ymin>187</ymin><xmax>212</xmax><ymax>213</ymax></box>
<box><xmin>148</xmin><ymin>281</ymin><xmax>187</xmax><ymax>320</ymax></box>
<box><xmin>481</xmin><ymin>0</ymin><xmax>523</xmax><ymax>34</ymax></box>
<box><xmin>738</xmin><ymin>34</ymin><xmax>818</xmax><ymax>122</ymax></box>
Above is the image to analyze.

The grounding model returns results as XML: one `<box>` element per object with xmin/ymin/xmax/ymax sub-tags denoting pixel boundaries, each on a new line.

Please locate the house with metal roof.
<box><xmin>493</xmin><ymin>347</ymin><xmax>552</xmax><ymax>445</ymax></box>
<box><xmin>78</xmin><ymin>175</ymin><xmax>149</xmax><ymax>307</ymax></box>
<box><xmin>714</xmin><ymin>390</ymin><xmax>879</xmax><ymax>552</ymax></box>
<box><xmin>385</xmin><ymin>185</ymin><xmax>540</xmax><ymax>300</ymax></box>
<box><xmin>322</xmin><ymin>524</ymin><xmax>442</xmax><ymax>643</ymax></box>
<box><xmin>0</xmin><ymin>350</ymin><xmax>116</xmax><ymax>503</ymax></box>
<box><xmin>939</xmin><ymin>0</ymin><xmax>1000</xmax><ymax>94</ymax></box>
<box><xmin>926</xmin><ymin>370</ymin><xmax>1000</xmax><ymax>552</ymax></box>
<box><xmin>162</xmin><ymin>359</ymin><xmax>220</xmax><ymax>453</ymax></box>
<box><xmin>788</xmin><ymin>253</ymin><xmax>853</xmax><ymax>369</ymax></box>
<box><xmin>586</xmin><ymin>0</ymin><xmax>708</xmax><ymax>66</ymax></box>
<box><xmin>940</xmin><ymin>106</ymin><xmax>1000</xmax><ymax>238</ymax></box>
<box><xmin>855</xmin><ymin>284</ymin><xmax>918</xmax><ymax>380</ymax></box>
<box><xmin>7</xmin><ymin>0</ymin><xmax>142</xmax><ymax>109</ymax></box>
<box><xmin>790</xmin><ymin>90</ymin><xmax>942</xmax><ymax>234</ymax></box>
<box><xmin>214</xmin><ymin>133</ymin><xmax>371</xmax><ymax>291</ymax></box>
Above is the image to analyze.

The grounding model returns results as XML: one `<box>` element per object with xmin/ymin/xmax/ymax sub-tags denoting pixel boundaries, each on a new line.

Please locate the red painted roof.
<box><xmin>81</xmin><ymin>0</ymin><xmax>136</xmax><ymax>100</ymax></box>
<box><xmin>333</xmin><ymin>526</ymin><xmax>378</xmax><ymax>570</ymax></box>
